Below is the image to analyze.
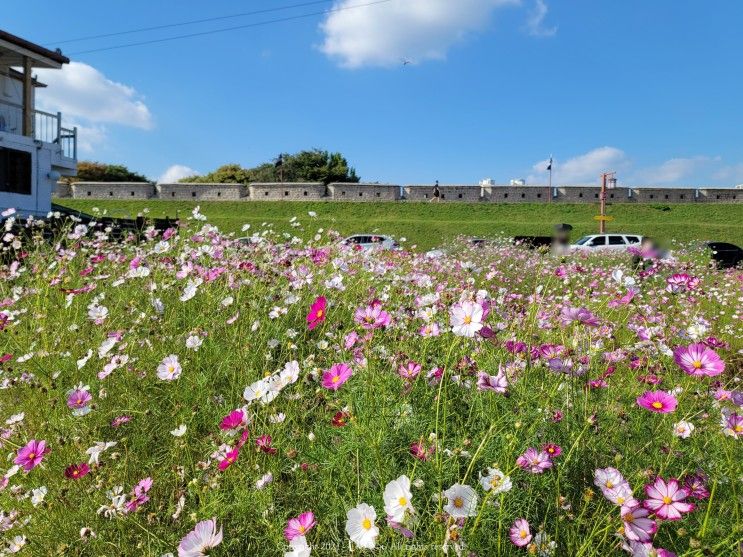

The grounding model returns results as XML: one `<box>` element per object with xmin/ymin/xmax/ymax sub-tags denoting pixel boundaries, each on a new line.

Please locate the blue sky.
<box><xmin>6</xmin><ymin>0</ymin><xmax>743</xmax><ymax>186</ymax></box>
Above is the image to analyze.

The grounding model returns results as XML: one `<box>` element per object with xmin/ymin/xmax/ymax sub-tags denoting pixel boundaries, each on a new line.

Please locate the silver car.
<box><xmin>341</xmin><ymin>234</ymin><xmax>401</xmax><ymax>251</ymax></box>
<box><xmin>570</xmin><ymin>234</ymin><xmax>643</xmax><ymax>252</ymax></box>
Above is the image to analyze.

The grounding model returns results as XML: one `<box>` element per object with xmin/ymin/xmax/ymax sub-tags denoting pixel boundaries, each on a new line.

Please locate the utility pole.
<box><xmin>599</xmin><ymin>171</ymin><xmax>616</xmax><ymax>233</ymax></box>
<box><xmin>547</xmin><ymin>155</ymin><xmax>553</xmax><ymax>203</ymax></box>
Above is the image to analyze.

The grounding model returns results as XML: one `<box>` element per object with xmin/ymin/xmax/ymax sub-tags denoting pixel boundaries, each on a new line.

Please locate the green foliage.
<box><xmin>68</xmin><ymin>161</ymin><xmax>149</xmax><ymax>183</ymax></box>
<box><xmin>181</xmin><ymin>149</ymin><xmax>360</xmax><ymax>185</ymax></box>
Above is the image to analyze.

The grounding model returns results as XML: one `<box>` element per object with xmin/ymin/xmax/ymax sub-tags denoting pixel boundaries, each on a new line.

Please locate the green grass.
<box><xmin>55</xmin><ymin>199</ymin><xmax>743</xmax><ymax>251</ymax></box>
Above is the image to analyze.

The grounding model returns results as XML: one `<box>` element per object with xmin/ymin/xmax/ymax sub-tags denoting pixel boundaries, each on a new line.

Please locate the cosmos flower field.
<box><xmin>0</xmin><ymin>207</ymin><xmax>741</xmax><ymax>556</ymax></box>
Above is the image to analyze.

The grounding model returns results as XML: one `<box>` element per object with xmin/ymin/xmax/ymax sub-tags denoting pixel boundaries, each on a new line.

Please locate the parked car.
<box><xmin>570</xmin><ymin>233</ymin><xmax>643</xmax><ymax>252</ymax></box>
<box><xmin>341</xmin><ymin>234</ymin><xmax>401</xmax><ymax>251</ymax></box>
<box><xmin>705</xmin><ymin>242</ymin><xmax>743</xmax><ymax>268</ymax></box>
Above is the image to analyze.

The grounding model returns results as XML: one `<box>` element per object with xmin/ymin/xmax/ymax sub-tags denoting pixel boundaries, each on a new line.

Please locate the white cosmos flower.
<box><xmin>87</xmin><ymin>305</ymin><xmax>108</xmax><ymax>322</ymax></box>
<box><xmin>284</xmin><ymin>535</ymin><xmax>311</xmax><ymax>557</ymax></box>
<box><xmin>243</xmin><ymin>379</ymin><xmax>271</xmax><ymax>404</ymax></box>
<box><xmin>478</xmin><ymin>468</ymin><xmax>512</xmax><ymax>494</ymax></box>
<box><xmin>157</xmin><ymin>355</ymin><xmax>182</xmax><ymax>381</ymax></box>
<box><xmin>31</xmin><ymin>486</ymin><xmax>47</xmax><ymax>507</ymax></box>
<box><xmin>177</xmin><ymin>518</ymin><xmax>222</xmax><ymax>557</ymax></box>
<box><xmin>185</xmin><ymin>335</ymin><xmax>203</xmax><ymax>351</ymax></box>
<box><xmin>86</xmin><ymin>441</ymin><xmax>117</xmax><ymax>465</ymax></box>
<box><xmin>269</xmin><ymin>413</ymin><xmax>286</xmax><ymax>424</ymax></box>
<box><xmin>345</xmin><ymin>502</ymin><xmax>378</xmax><ymax>550</ymax></box>
<box><xmin>383</xmin><ymin>475</ymin><xmax>414</xmax><ymax>522</ymax></box>
<box><xmin>255</xmin><ymin>472</ymin><xmax>273</xmax><ymax>490</ymax></box>
<box><xmin>443</xmin><ymin>483</ymin><xmax>478</xmax><ymax>518</ymax></box>
<box><xmin>449</xmin><ymin>301</ymin><xmax>484</xmax><ymax>337</ymax></box>
<box><xmin>171</xmin><ymin>424</ymin><xmax>187</xmax><ymax>437</ymax></box>
<box><xmin>673</xmin><ymin>420</ymin><xmax>695</xmax><ymax>439</ymax></box>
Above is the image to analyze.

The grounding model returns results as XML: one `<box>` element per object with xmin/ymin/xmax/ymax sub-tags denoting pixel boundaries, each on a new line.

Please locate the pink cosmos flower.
<box><xmin>64</xmin><ymin>462</ymin><xmax>90</xmax><ymax>480</ymax></box>
<box><xmin>516</xmin><ymin>447</ymin><xmax>553</xmax><ymax>473</ymax></box>
<box><xmin>111</xmin><ymin>415</ymin><xmax>132</xmax><ymax>428</ymax></box>
<box><xmin>322</xmin><ymin>363</ymin><xmax>353</xmax><ymax>391</ymax></box>
<box><xmin>14</xmin><ymin>439</ymin><xmax>49</xmax><ymax>471</ymax></box>
<box><xmin>284</xmin><ymin>511</ymin><xmax>316</xmax><ymax>541</ymax></box>
<box><xmin>66</xmin><ymin>389</ymin><xmax>92</xmax><ymax>410</ymax></box>
<box><xmin>621</xmin><ymin>505</ymin><xmax>657</xmax><ymax>542</ymax></box>
<box><xmin>643</xmin><ymin>477</ymin><xmax>694</xmax><ymax>520</ymax></box>
<box><xmin>410</xmin><ymin>440</ymin><xmax>435</xmax><ymax>461</ymax></box>
<box><xmin>542</xmin><ymin>443</ymin><xmax>562</xmax><ymax>459</ymax></box>
<box><xmin>665</xmin><ymin>273</ymin><xmax>699</xmax><ymax>293</ymax></box>
<box><xmin>354</xmin><ymin>302</ymin><xmax>391</xmax><ymax>330</ymax></box>
<box><xmin>673</xmin><ymin>343</ymin><xmax>725</xmax><ymax>377</ymax></box>
<box><xmin>559</xmin><ymin>306</ymin><xmax>599</xmax><ymax>327</ymax></box>
<box><xmin>476</xmin><ymin>369</ymin><xmax>508</xmax><ymax>394</ymax></box>
<box><xmin>344</xmin><ymin>331</ymin><xmax>359</xmax><ymax>349</ymax></box>
<box><xmin>218</xmin><ymin>448</ymin><xmax>240</xmax><ymax>471</ymax></box>
<box><xmin>636</xmin><ymin>391</ymin><xmax>677</xmax><ymax>414</ymax></box>
<box><xmin>721</xmin><ymin>412</ymin><xmax>743</xmax><ymax>438</ymax></box>
<box><xmin>255</xmin><ymin>435</ymin><xmax>277</xmax><ymax>455</ymax></box>
<box><xmin>509</xmin><ymin>518</ymin><xmax>532</xmax><ymax>547</ymax></box>
<box><xmin>126</xmin><ymin>477</ymin><xmax>153</xmax><ymax>513</ymax></box>
<box><xmin>398</xmin><ymin>361</ymin><xmax>422</xmax><ymax>381</ymax></box>
<box><xmin>306</xmin><ymin>296</ymin><xmax>327</xmax><ymax>331</ymax></box>
<box><xmin>219</xmin><ymin>409</ymin><xmax>246</xmax><ymax>431</ymax></box>
<box><xmin>683</xmin><ymin>473</ymin><xmax>710</xmax><ymax>499</ymax></box>
<box><xmin>178</xmin><ymin>518</ymin><xmax>223</xmax><ymax>557</ymax></box>
<box><xmin>449</xmin><ymin>300</ymin><xmax>484</xmax><ymax>337</ymax></box>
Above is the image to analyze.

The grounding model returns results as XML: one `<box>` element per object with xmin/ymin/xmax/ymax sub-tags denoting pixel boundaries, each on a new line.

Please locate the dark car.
<box><xmin>705</xmin><ymin>242</ymin><xmax>743</xmax><ymax>269</ymax></box>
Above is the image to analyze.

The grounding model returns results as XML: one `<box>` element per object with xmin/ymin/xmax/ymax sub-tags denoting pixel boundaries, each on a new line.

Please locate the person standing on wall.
<box><xmin>431</xmin><ymin>180</ymin><xmax>441</xmax><ymax>202</ymax></box>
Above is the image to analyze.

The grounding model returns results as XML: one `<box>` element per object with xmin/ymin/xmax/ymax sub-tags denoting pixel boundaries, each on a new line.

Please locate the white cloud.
<box><xmin>712</xmin><ymin>162</ymin><xmax>743</xmax><ymax>184</ymax></box>
<box><xmin>524</xmin><ymin>0</ymin><xmax>556</xmax><ymax>37</ymax></box>
<box><xmin>320</xmin><ymin>0</ymin><xmax>519</xmax><ymax>68</ymax></box>
<box><xmin>529</xmin><ymin>146</ymin><xmax>628</xmax><ymax>184</ymax></box>
<box><xmin>35</xmin><ymin>62</ymin><xmax>152</xmax><ymax>129</ymax></box>
<box><xmin>158</xmin><ymin>165</ymin><xmax>199</xmax><ymax>184</ymax></box>
<box><xmin>69</xmin><ymin>121</ymin><xmax>107</xmax><ymax>155</ymax></box>
<box><xmin>634</xmin><ymin>156</ymin><xmax>718</xmax><ymax>184</ymax></box>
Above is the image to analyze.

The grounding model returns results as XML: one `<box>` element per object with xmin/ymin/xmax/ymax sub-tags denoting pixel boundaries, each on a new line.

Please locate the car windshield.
<box><xmin>574</xmin><ymin>236</ymin><xmax>592</xmax><ymax>245</ymax></box>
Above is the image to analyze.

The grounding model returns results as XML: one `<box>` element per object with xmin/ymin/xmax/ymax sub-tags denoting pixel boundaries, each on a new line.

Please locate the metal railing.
<box><xmin>0</xmin><ymin>98</ymin><xmax>77</xmax><ymax>160</ymax></box>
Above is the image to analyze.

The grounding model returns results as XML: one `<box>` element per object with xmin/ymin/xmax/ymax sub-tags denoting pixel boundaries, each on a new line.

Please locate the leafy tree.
<box><xmin>182</xmin><ymin>150</ymin><xmax>360</xmax><ymax>185</ymax></box>
<box><xmin>66</xmin><ymin>161</ymin><xmax>149</xmax><ymax>183</ymax></box>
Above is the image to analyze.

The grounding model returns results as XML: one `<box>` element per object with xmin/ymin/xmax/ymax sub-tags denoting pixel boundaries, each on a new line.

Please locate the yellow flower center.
<box><xmin>490</xmin><ymin>477</ymin><xmax>501</xmax><ymax>487</ymax></box>
<box><xmin>362</xmin><ymin>518</ymin><xmax>372</xmax><ymax>530</ymax></box>
<box><xmin>398</xmin><ymin>497</ymin><xmax>407</xmax><ymax>506</ymax></box>
<box><xmin>605</xmin><ymin>481</ymin><xmax>614</xmax><ymax>489</ymax></box>
<box><xmin>28</xmin><ymin>452</ymin><xmax>35</xmax><ymax>459</ymax></box>
<box><xmin>453</xmin><ymin>497</ymin><xmax>464</xmax><ymax>508</ymax></box>
<box><xmin>617</xmin><ymin>496</ymin><xmax>625</xmax><ymax>504</ymax></box>
<box><xmin>332</xmin><ymin>375</ymin><xmax>340</xmax><ymax>383</ymax></box>
<box><xmin>298</xmin><ymin>525</ymin><xmax>305</xmax><ymax>533</ymax></box>
<box><xmin>73</xmin><ymin>470</ymin><xmax>79</xmax><ymax>476</ymax></box>
<box><xmin>316</xmin><ymin>310</ymin><xmax>323</xmax><ymax>318</ymax></box>
<box><xmin>520</xmin><ymin>530</ymin><xmax>527</xmax><ymax>539</ymax></box>
<box><xmin>463</xmin><ymin>316</ymin><xmax>472</xmax><ymax>324</ymax></box>
<box><xmin>735</xmin><ymin>425</ymin><xmax>743</xmax><ymax>433</ymax></box>
<box><xmin>692</xmin><ymin>360</ymin><xmax>702</xmax><ymax>368</ymax></box>
<box><xmin>651</xmin><ymin>401</ymin><xmax>663</xmax><ymax>409</ymax></box>
<box><xmin>662</xmin><ymin>496</ymin><xmax>672</xmax><ymax>504</ymax></box>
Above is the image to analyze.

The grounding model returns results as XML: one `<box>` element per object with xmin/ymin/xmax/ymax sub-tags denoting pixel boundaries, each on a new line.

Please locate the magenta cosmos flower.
<box><xmin>516</xmin><ymin>447</ymin><xmax>553</xmax><ymax>473</ymax></box>
<box><xmin>218</xmin><ymin>447</ymin><xmax>240</xmax><ymax>471</ymax></box>
<box><xmin>219</xmin><ymin>409</ymin><xmax>246</xmax><ymax>431</ymax></box>
<box><xmin>476</xmin><ymin>370</ymin><xmax>508</xmax><ymax>394</ymax></box>
<box><xmin>306</xmin><ymin>296</ymin><xmax>327</xmax><ymax>331</ymax></box>
<box><xmin>673</xmin><ymin>343</ymin><xmax>725</xmax><ymax>377</ymax></box>
<box><xmin>509</xmin><ymin>518</ymin><xmax>532</xmax><ymax>547</ymax></box>
<box><xmin>284</xmin><ymin>511</ymin><xmax>316</xmax><ymax>541</ymax></box>
<box><xmin>643</xmin><ymin>477</ymin><xmax>694</xmax><ymax>520</ymax></box>
<box><xmin>66</xmin><ymin>389</ymin><xmax>92</xmax><ymax>410</ymax></box>
<box><xmin>14</xmin><ymin>439</ymin><xmax>49</xmax><ymax>471</ymax></box>
<box><xmin>637</xmin><ymin>391</ymin><xmax>677</xmax><ymax>413</ymax></box>
<box><xmin>322</xmin><ymin>363</ymin><xmax>353</xmax><ymax>391</ymax></box>
<box><xmin>64</xmin><ymin>462</ymin><xmax>90</xmax><ymax>480</ymax></box>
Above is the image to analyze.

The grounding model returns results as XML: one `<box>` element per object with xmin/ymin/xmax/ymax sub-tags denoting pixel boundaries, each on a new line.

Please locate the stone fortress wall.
<box><xmin>56</xmin><ymin>182</ymin><xmax>742</xmax><ymax>203</ymax></box>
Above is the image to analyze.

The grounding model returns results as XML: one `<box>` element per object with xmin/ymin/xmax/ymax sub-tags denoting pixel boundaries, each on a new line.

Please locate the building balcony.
<box><xmin>0</xmin><ymin>97</ymin><xmax>77</xmax><ymax>161</ymax></box>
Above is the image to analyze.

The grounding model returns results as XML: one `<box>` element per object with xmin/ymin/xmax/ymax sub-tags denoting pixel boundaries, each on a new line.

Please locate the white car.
<box><xmin>570</xmin><ymin>233</ymin><xmax>643</xmax><ymax>252</ymax></box>
<box><xmin>341</xmin><ymin>234</ymin><xmax>401</xmax><ymax>251</ymax></box>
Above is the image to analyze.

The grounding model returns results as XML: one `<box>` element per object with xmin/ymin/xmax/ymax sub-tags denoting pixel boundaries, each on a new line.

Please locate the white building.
<box><xmin>0</xmin><ymin>30</ymin><xmax>76</xmax><ymax>216</ymax></box>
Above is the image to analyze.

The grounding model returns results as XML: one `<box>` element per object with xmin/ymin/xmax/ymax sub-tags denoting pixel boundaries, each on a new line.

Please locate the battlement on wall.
<box><xmin>53</xmin><ymin>182</ymin><xmax>742</xmax><ymax>204</ymax></box>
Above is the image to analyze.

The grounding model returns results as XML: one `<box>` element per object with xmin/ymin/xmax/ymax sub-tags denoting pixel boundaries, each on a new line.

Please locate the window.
<box><xmin>608</xmin><ymin>236</ymin><xmax>625</xmax><ymax>245</ymax></box>
<box><xmin>424</xmin><ymin>194</ymin><xmax>428</xmax><ymax>199</ymax></box>
<box><xmin>441</xmin><ymin>194</ymin><xmax>446</xmax><ymax>199</ymax></box>
<box><xmin>0</xmin><ymin>147</ymin><xmax>32</xmax><ymax>195</ymax></box>
<box><xmin>680</xmin><ymin>194</ymin><xmax>685</xmax><ymax>199</ymax></box>
<box><xmin>610</xmin><ymin>193</ymin><xmax>614</xmax><ymax>198</ymax></box>
<box><xmin>716</xmin><ymin>195</ymin><xmax>720</xmax><ymax>199</ymax></box>
<box><xmin>131</xmin><ymin>191</ymin><xmax>135</xmax><ymax>196</ymax></box>
<box><xmin>264</xmin><ymin>191</ymin><xmax>269</xmax><ymax>196</ymax></box>
<box><xmin>504</xmin><ymin>193</ymin><xmax>508</xmax><ymax>198</ymax></box>
<box><xmin>594</xmin><ymin>194</ymin><xmax>599</xmax><ymax>198</ymax></box>
<box><xmin>172</xmin><ymin>192</ymin><xmax>175</xmax><ymax>197</ymax></box>
<box><xmin>665</xmin><ymin>194</ymin><xmax>669</xmax><ymax>199</ymax></box>
<box><xmin>376</xmin><ymin>192</ymin><xmax>381</xmax><ymax>197</ymax></box>
<box><xmin>537</xmin><ymin>193</ymin><xmax>542</xmax><ymax>198</ymax></box>
<box><xmin>579</xmin><ymin>193</ymin><xmax>583</xmax><ymax>198</ymax></box>
<box><xmin>109</xmin><ymin>192</ymin><xmax>113</xmax><ymax>196</ymax></box>
<box><xmin>589</xmin><ymin>236</ymin><xmax>606</xmax><ymax>247</ymax></box>
<box><xmin>458</xmin><ymin>193</ymin><xmax>463</xmax><ymax>199</ymax></box>
<box><xmin>303</xmin><ymin>191</ymin><xmax>308</xmax><ymax>196</ymax></box>
<box><xmin>359</xmin><ymin>192</ymin><xmax>363</xmax><ymax>197</ymax></box>
<box><xmin>284</xmin><ymin>191</ymin><xmax>289</xmax><ymax>196</ymax></box>
<box><xmin>87</xmin><ymin>191</ymin><xmax>91</xmax><ymax>196</ymax></box>
<box><xmin>521</xmin><ymin>193</ymin><xmax>526</xmax><ymax>198</ymax></box>
<box><xmin>217</xmin><ymin>192</ymin><xmax>221</xmax><ymax>197</ymax></box>
<box><xmin>341</xmin><ymin>191</ymin><xmax>346</xmax><ymax>196</ymax></box>
<box><xmin>649</xmin><ymin>194</ymin><xmax>654</xmax><ymax>199</ymax></box>
<box><xmin>191</xmin><ymin>192</ymin><xmax>196</xmax><ymax>198</ymax></box>
<box><xmin>626</xmin><ymin>236</ymin><xmax>640</xmax><ymax>244</ymax></box>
